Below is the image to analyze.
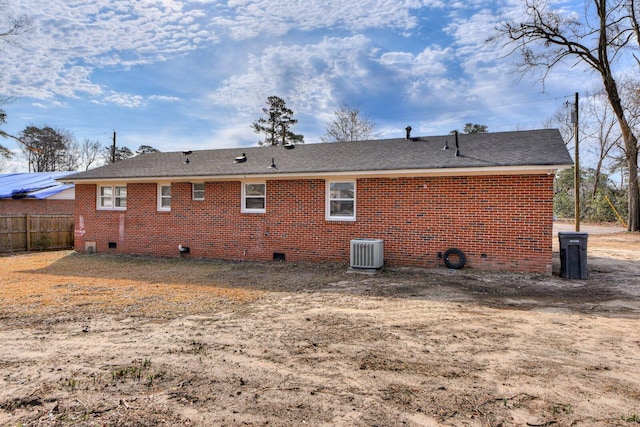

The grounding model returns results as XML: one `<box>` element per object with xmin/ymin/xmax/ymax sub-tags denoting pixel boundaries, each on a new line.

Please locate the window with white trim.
<box><xmin>97</xmin><ymin>185</ymin><xmax>127</xmax><ymax>210</ymax></box>
<box><xmin>327</xmin><ymin>181</ymin><xmax>356</xmax><ymax>221</ymax></box>
<box><xmin>192</xmin><ymin>183</ymin><xmax>205</xmax><ymax>200</ymax></box>
<box><xmin>114</xmin><ymin>186</ymin><xmax>127</xmax><ymax>208</ymax></box>
<box><xmin>242</xmin><ymin>182</ymin><xmax>266</xmax><ymax>213</ymax></box>
<box><xmin>158</xmin><ymin>183</ymin><xmax>171</xmax><ymax>211</ymax></box>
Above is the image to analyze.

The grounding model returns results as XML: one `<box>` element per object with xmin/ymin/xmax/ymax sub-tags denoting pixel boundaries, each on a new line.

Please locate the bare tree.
<box><xmin>583</xmin><ymin>92</ymin><xmax>624</xmax><ymax>198</ymax></box>
<box><xmin>621</xmin><ymin>77</ymin><xmax>640</xmax><ymax>132</ymax></box>
<box><xmin>101</xmin><ymin>145</ymin><xmax>133</xmax><ymax>163</ymax></box>
<box><xmin>552</xmin><ymin>92</ymin><xmax>624</xmax><ymax>198</ymax></box>
<box><xmin>0</xmin><ymin>144</ymin><xmax>10</xmax><ymax>159</ymax></box>
<box><xmin>0</xmin><ymin>3</ymin><xmax>31</xmax><ymax>44</ymax></box>
<box><xmin>0</xmin><ymin>100</ymin><xmax>19</xmax><ymax>161</ymax></box>
<box><xmin>0</xmin><ymin>109</ymin><xmax>12</xmax><ymax>160</ymax></box>
<box><xmin>1</xmin><ymin>4</ymin><xmax>31</xmax><ymax>158</ymax></box>
<box><xmin>320</xmin><ymin>104</ymin><xmax>375</xmax><ymax>142</ymax></box>
<box><xmin>79</xmin><ymin>139</ymin><xmax>102</xmax><ymax>171</ymax></box>
<box><xmin>631</xmin><ymin>0</ymin><xmax>640</xmax><ymax>66</ymax></box>
<box><xmin>19</xmin><ymin>126</ymin><xmax>79</xmax><ymax>172</ymax></box>
<box><xmin>1</xmin><ymin>3</ymin><xmax>31</xmax><ymax>107</ymax></box>
<box><xmin>494</xmin><ymin>0</ymin><xmax>640</xmax><ymax>231</ymax></box>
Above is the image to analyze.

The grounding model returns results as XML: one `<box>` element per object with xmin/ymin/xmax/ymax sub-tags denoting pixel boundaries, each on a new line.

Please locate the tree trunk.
<box><xmin>597</xmin><ymin>0</ymin><xmax>640</xmax><ymax>231</ymax></box>
<box><xmin>601</xmin><ymin>76</ymin><xmax>639</xmax><ymax>230</ymax></box>
<box><xmin>627</xmin><ymin>138</ymin><xmax>640</xmax><ymax>231</ymax></box>
<box><xmin>592</xmin><ymin>156</ymin><xmax>603</xmax><ymax>200</ymax></box>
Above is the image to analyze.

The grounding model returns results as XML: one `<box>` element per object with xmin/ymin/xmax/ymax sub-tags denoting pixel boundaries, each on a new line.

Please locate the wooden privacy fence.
<box><xmin>0</xmin><ymin>214</ymin><xmax>74</xmax><ymax>252</ymax></box>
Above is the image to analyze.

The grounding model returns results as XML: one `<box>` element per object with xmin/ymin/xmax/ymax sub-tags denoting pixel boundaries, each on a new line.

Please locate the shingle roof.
<box><xmin>62</xmin><ymin>129</ymin><xmax>572</xmax><ymax>182</ymax></box>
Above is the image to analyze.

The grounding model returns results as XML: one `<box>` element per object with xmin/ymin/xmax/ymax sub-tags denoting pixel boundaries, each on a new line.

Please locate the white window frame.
<box><xmin>97</xmin><ymin>184</ymin><xmax>127</xmax><ymax>211</ymax></box>
<box><xmin>241</xmin><ymin>182</ymin><xmax>266</xmax><ymax>213</ymax></box>
<box><xmin>192</xmin><ymin>183</ymin><xmax>205</xmax><ymax>200</ymax></box>
<box><xmin>157</xmin><ymin>183</ymin><xmax>172</xmax><ymax>212</ymax></box>
<box><xmin>326</xmin><ymin>180</ymin><xmax>356</xmax><ymax>221</ymax></box>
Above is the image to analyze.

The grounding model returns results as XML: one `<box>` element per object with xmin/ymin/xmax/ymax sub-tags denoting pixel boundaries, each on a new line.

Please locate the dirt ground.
<box><xmin>1</xmin><ymin>223</ymin><xmax>639</xmax><ymax>427</ymax></box>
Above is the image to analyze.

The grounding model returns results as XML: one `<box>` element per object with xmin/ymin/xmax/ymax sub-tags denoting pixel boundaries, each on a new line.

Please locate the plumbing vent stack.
<box><xmin>454</xmin><ymin>131</ymin><xmax>460</xmax><ymax>157</ymax></box>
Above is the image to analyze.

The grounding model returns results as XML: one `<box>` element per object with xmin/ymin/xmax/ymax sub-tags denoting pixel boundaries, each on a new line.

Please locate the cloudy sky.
<box><xmin>1</xmin><ymin>0</ymin><xmax>594</xmax><ymax>171</ymax></box>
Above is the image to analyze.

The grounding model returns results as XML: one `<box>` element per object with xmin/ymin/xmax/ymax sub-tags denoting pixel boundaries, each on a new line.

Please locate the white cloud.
<box><xmin>31</xmin><ymin>100</ymin><xmax>66</xmax><ymax>109</ymax></box>
<box><xmin>149</xmin><ymin>95</ymin><xmax>181</xmax><ymax>102</ymax></box>
<box><xmin>208</xmin><ymin>35</ymin><xmax>376</xmax><ymax>117</ymax></box>
<box><xmin>1</xmin><ymin>0</ymin><xmax>445</xmax><ymax>106</ymax></box>
<box><xmin>438</xmin><ymin>0</ymin><xmax>603</xmax><ymax>130</ymax></box>
<box><xmin>378</xmin><ymin>46</ymin><xmax>452</xmax><ymax>77</ymax></box>
<box><xmin>0</xmin><ymin>0</ymin><xmax>589</xmax><ymax>159</ymax></box>
<box><xmin>104</xmin><ymin>92</ymin><xmax>145</xmax><ymax>108</ymax></box>
<box><xmin>0</xmin><ymin>154</ymin><xmax>26</xmax><ymax>174</ymax></box>
<box><xmin>1</xmin><ymin>0</ymin><xmax>218</xmax><ymax>100</ymax></box>
<box><xmin>217</xmin><ymin>0</ymin><xmax>422</xmax><ymax>39</ymax></box>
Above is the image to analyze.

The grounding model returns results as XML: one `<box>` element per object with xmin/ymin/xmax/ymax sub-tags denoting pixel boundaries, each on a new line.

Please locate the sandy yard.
<box><xmin>0</xmin><ymin>224</ymin><xmax>639</xmax><ymax>426</ymax></box>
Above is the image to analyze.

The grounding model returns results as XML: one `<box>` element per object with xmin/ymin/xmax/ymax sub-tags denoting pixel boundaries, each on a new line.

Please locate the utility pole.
<box><xmin>111</xmin><ymin>131</ymin><xmax>116</xmax><ymax>164</ymax></box>
<box><xmin>572</xmin><ymin>92</ymin><xmax>580</xmax><ymax>232</ymax></box>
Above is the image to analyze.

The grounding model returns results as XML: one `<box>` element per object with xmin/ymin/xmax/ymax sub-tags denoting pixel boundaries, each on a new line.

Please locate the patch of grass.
<box><xmin>146</xmin><ymin>373</ymin><xmax>156</xmax><ymax>388</ymax></box>
<box><xmin>622</xmin><ymin>413</ymin><xmax>640</xmax><ymax>423</ymax></box>
<box><xmin>0</xmin><ymin>251</ymin><xmax>262</xmax><ymax>320</ymax></box>
<box><xmin>551</xmin><ymin>403</ymin><xmax>573</xmax><ymax>415</ymax></box>
<box><xmin>111</xmin><ymin>359</ymin><xmax>153</xmax><ymax>383</ymax></box>
<box><xmin>502</xmin><ymin>397</ymin><xmax>522</xmax><ymax>409</ymax></box>
<box><xmin>66</xmin><ymin>377</ymin><xmax>78</xmax><ymax>391</ymax></box>
<box><xmin>189</xmin><ymin>341</ymin><xmax>207</xmax><ymax>355</ymax></box>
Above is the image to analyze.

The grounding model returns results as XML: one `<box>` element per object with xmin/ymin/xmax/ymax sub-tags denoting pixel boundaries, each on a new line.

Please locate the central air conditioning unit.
<box><xmin>350</xmin><ymin>238</ymin><xmax>384</xmax><ymax>269</ymax></box>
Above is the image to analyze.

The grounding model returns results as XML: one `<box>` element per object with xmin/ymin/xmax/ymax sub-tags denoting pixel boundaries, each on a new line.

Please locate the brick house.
<box><xmin>0</xmin><ymin>172</ymin><xmax>75</xmax><ymax>215</ymax></box>
<box><xmin>62</xmin><ymin>129</ymin><xmax>572</xmax><ymax>273</ymax></box>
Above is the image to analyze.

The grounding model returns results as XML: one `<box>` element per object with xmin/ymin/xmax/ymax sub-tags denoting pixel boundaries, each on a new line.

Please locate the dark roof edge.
<box><xmin>61</xmin><ymin>163</ymin><xmax>573</xmax><ymax>184</ymax></box>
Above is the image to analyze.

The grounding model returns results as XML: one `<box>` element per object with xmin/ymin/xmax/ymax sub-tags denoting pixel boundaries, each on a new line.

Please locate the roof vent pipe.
<box><xmin>405</xmin><ymin>126</ymin><xmax>412</xmax><ymax>140</ymax></box>
<box><xmin>454</xmin><ymin>131</ymin><xmax>460</xmax><ymax>157</ymax></box>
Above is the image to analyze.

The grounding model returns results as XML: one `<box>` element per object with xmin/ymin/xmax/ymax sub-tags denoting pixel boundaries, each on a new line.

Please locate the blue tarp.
<box><xmin>0</xmin><ymin>172</ymin><xmax>75</xmax><ymax>199</ymax></box>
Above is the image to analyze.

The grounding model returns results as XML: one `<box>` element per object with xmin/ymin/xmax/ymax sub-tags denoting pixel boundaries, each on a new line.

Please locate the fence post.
<box><xmin>26</xmin><ymin>214</ymin><xmax>31</xmax><ymax>252</ymax></box>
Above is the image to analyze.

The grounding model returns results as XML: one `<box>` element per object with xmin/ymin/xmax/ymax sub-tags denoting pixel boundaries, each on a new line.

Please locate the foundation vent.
<box><xmin>85</xmin><ymin>241</ymin><xmax>96</xmax><ymax>254</ymax></box>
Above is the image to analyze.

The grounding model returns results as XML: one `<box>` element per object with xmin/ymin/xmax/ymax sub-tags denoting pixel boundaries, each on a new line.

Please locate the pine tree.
<box><xmin>252</xmin><ymin>96</ymin><xmax>304</xmax><ymax>146</ymax></box>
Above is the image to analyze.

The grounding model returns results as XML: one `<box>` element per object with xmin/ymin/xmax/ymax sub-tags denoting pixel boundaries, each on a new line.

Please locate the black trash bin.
<box><xmin>558</xmin><ymin>232</ymin><xmax>588</xmax><ymax>279</ymax></box>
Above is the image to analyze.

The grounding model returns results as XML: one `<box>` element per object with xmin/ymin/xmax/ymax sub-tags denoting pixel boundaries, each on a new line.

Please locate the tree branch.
<box><xmin>0</xmin><ymin>14</ymin><xmax>31</xmax><ymax>43</ymax></box>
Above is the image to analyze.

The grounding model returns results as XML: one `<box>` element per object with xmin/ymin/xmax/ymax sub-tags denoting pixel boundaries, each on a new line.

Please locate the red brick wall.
<box><xmin>74</xmin><ymin>174</ymin><xmax>554</xmax><ymax>273</ymax></box>
<box><xmin>0</xmin><ymin>199</ymin><xmax>75</xmax><ymax>215</ymax></box>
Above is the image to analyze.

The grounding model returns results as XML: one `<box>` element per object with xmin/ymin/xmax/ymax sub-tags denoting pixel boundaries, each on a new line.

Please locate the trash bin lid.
<box><xmin>558</xmin><ymin>231</ymin><xmax>589</xmax><ymax>239</ymax></box>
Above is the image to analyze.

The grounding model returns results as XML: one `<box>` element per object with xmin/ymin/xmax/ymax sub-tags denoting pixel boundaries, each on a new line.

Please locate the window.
<box><xmin>327</xmin><ymin>181</ymin><xmax>355</xmax><ymax>220</ymax></box>
<box><xmin>242</xmin><ymin>182</ymin><xmax>266</xmax><ymax>213</ymax></box>
<box><xmin>99</xmin><ymin>186</ymin><xmax>112</xmax><ymax>208</ymax></box>
<box><xmin>97</xmin><ymin>185</ymin><xmax>127</xmax><ymax>210</ymax></box>
<box><xmin>158</xmin><ymin>183</ymin><xmax>171</xmax><ymax>211</ymax></box>
<box><xmin>114</xmin><ymin>186</ymin><xmax>127</xmax><ymax>208</ymax></box>
<box><xmin>192</xmin><ymin>183</ymin><xmax>205</xmax><ymax>200</ymax></box>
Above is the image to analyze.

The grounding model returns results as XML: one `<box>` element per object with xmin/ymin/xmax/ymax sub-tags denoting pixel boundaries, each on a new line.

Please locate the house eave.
<box><xmin>62</xmin><ymin>164</ymin><xmax>571</xmax><ymax>185</ymax></box>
